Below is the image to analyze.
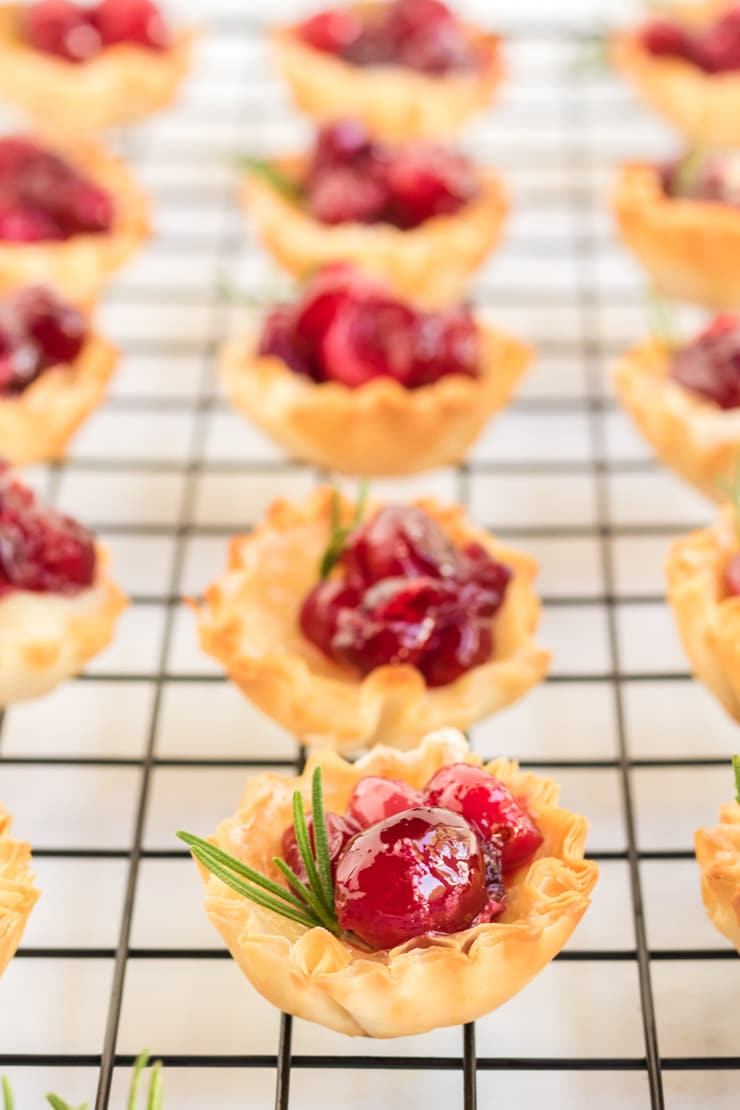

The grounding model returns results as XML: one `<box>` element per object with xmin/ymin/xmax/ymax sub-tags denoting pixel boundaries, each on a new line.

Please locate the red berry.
<box><xmin>0</xmin><ymin>286</ymin><xmax>86</xmax><ymax>396</ymax></box>
<box><xmin>345</xmin><ymin>775</ymin><xmax>423</xmax><ymax>827</ymax></box>
<box><xmin>282</xmin><ymin>811</ymin><xmax>360</xmax><ymax>885</ymax></box>
<box><xmin>640</xmin><ymin>19</ymin><xmax>693</xmax><ymax>59</ymax></box>
<box><xmin>726</xmin><ymin>552</ymin><xmax>740</xmax><ymax>597</ymax></box>
<box><xmin>341</xmin><ymin>505</ymin><xmax>467</xmax><ymax>587</ymax></box>
<box><xmin>671</xmin><ymin>316</ymin><xmax>740</xmax><ymax>410</ymax></box>
<box><xmin>424</xmin><ymin>763</ymin><xmax>543</xmax><ymax>872</ymax></box>
<box><xmin>695</xmin><ymin>9</ymin><xmax>740</xmax><ymax>73</ymax></box>
<box><xmin>0</xmin><ymin>203</ymin><xmax>60</xmax><ymax>242</ymax></box>
<box><xmin>334</xmin><ymin>806</ymin><xmax>488</xmax><ymax>948</ymax></box>
<box><xmin>24</xmin><ymin>1</ymin><xmax>102</xmax><ymax>63</ymax></box>
<box><xmin>411</xmin><ymin>306</ymin><xmax>480</xmax><ymax>386</ymax></box>
<box><xmin>319</xmin><ymin>296</ymin><xmax>419</xmax><ymax>388</ymax></box>
<box><xmin>308</xmin><ymin>165</ymin><xmax>389</xmax><ymax>225</ymax></box>
<box><xmin>387</xmin><ymin>0</ymin><xmax>473</xmax><ymax>74</ymax></box>
<box><xmin>94</xmin><ymin>0</ymin><xmax>170</xmax><ymax>51</ymax></box>
<box><xmin>299</xmin><ymin>578</ymin><xmax>362</xmax><ymax>659</ymax></box>
<box><xmin>299</xmin><ymin>10</ymin><xmax>364</xmax><ymax>55</ymax></box>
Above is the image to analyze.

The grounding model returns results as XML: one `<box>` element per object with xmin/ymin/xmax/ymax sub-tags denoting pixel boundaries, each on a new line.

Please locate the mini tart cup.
<box><xmin>666</xmin><ymin>508</ymin><xmax>740</xmax><ymax>720</ymax></box>
<box><xmin>0</xmin><ymin>138</ymin><xmax>150</xmax><ymax>303</ymax></box>
<box><xmin>612</xmin><ymin>162</ymin><xmax>740</xmax><ymax>309</ymax></box>
<box><xmin>612</xmin><ymin>32</ymin><xmax>740</xmax><ymax>145</ymax></box>
<box><xmin>195</xmin><ymin>729</ymin><xmax>599</xmax><ymax>1038</ymax></box>
<box><xmin>0</xmin><ymin>544</ymin><xmax>127</xmax><ymax>707</ymax></box>
<box><xmin>240</xmin><ymin>159</ymin><xmax>508</xmax><ymax>308</ymax></box>
<box><xmin>193</xmin><ymin>488</ymin><xmax>550</xmax><ymax>751</ymax></box>
<box><xmin>0</xmin><ymin>806</ymin><xmax>39</xmax><ymax>978</ymax></box>
<box><xmin>0</xmin><ymin>7</ymin><xmax>194</xmax><ymax>135</ymax></box>
<box><xmin>272</xmin><ymin>24</ymin><xmax>502</xmax><ymax>142</ymax></box>
<box><xmin>218</xmin><ymin>322</ymin><xmax>532</xmax><ymax>477</ymax></box>
<box><xmin>695</xmin><ymin>801</ymin><xmax>740</xmax><ymax>951</ymax></box>
<box><xmin>614</xmin><ymin>336</ymin><xmax>740</xmax><ymax>499</ymax></box>
<box><xmin>0</xmin><ymin>330</ymin><xmax>118</xmax><ymax>465</ymax></box>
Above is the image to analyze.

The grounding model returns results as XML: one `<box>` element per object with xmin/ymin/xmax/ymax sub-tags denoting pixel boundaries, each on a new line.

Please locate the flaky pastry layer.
<box><xmin>667</xmin><ymin>509</ymin><xmax>740</xmax><ymax>720</ymax></box>
<box><xmin>197</xmin><ymin>730</ymin><xmax>598</xmax><ymax>1037</ymax></box>
<box><xmin>615</xmin><ymin>336</ymin><xmax>740</xmax><ymax>498</ymax></box>
<box><xmin>219</xmin><ymin>321</ymin><xmax>532</xmax><ymax>476</ymax></box>
<box><xmin>612</xmin><ymin>33</ymin><xmax>740</xmax><ymax>146</ymax></box>
<box><xmin>696</xmin><ymin>801</ymin><xmax>740</xmax><ymax>951</ymax></box>
<box><xmin>0</xmin><ymin>7</ymin><xmax>194</xmax><ymax>134</ymax></box>
<box><xmin>241</xmin><ymin>159</ymin><xmax>508</xmax><ymax>308</ymax></box>
<box><xmin>0</xmin><ymin>137</ymin><xmax>149</xmax><ymax>303</ymax></box>
<box><xmin>0</xmin><ymin>805</ymin><xmax>39</xmax><ymax>978</ymax></box>
<box><xmin>613</xmin><ymin>162</ymin><xmax>740</xmax><ymax>309</ymax></box>
<box><xmin>194</xmin><ymin>488</ymin><xmax>550</xmax><ymax>750</ymax></box>
<box><xmin>0</xmin><ymin>544</ymin><xmax>127</xmax><ymax>706</ymax></box>
<box><xmin>273</xmin><ymin>24</ymin><xmax>502</xmax><ymax>141</ymax></box>
<box><xmin>0</xmin><ymin>330</ymin><xmax>118</xmax><ymax>464</ymax></box>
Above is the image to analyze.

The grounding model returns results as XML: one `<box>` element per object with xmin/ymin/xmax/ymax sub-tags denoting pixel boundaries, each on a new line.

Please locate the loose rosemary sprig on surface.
<box><xmin>733</xmin><ymin>755</ymin><xmax>740</xmax><ymax>805</ymax></box>
<box><xmin>237</xmin><ymin>157</ymin><xmax>304</xmax><ymax>202</ymax></box>
<box><xmin>178</xmin><ymin>766</ymin><xmax>342</xmax><ymax>938</ymax></box>
<box><xmin>2</xmin><ymin>1050</ymin><xmax>162</xmax><ymax>1110</ymax></box>
<box><xmin>319</xmin><ymin>483</ymin><xmax>368</xmax><ymax>580</ymax></box>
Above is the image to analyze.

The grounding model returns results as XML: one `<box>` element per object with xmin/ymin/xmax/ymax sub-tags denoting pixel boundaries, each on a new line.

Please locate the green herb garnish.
<box><xmin>715</xmin><ymin>457</ymin><xmax>740</xmax><ymax>545</ymax></box>
<box><xmin>45</xmin><ymin>1098</ymin><xmax>86</xmax><ymax>1110</ymax></box>
<box><xmin>179</xmin><ymin>766</ymin><xmax>342</xmax><ymax>938</ymax></box>
<box><xmin>2</xmin><ymin>1051</ymin><xmax>163</xmax><ymax>1110</ymax></box>
<box><xmin>238</xmin><ymin>157</ymin><xmax>304</xmax><ymax>202</ymax></box>
<box><xmin>568</xmin><ymin>31</ymin><xmax>610</xmax><ymax>74</ymax></box>
<box><xmin>2</xmin><ymin>1078</ymin><xmax>14</xmax><ymax>1110</ymax></box>
<box><xmin>320</xmin><ymin>483</ymin><xmax>368</xmax><ymax>580</ymax></box>
<box><xmin>646</xmin><ymin>288</ymin><xmax>678</xmax><ymax>348</ymax></box>
<box><xmin>733</xmin><ymin>755</ymin><xmax>740</xmax><ymax>805</ymax></box>
<box><xmin>672</xmin><ymin>146</ymin><xmax>707</xmax><ymax>199</ymax></box>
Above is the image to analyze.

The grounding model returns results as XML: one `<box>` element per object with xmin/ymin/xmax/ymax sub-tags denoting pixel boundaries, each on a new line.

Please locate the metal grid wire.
<box><xmin>0</xmin><ymin>6</ymin><xmax>739</xmax><ymax>1109</ymax></box>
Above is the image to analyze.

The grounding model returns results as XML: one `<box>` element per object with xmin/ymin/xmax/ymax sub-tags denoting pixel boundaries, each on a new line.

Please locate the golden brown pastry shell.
<box><xmin>613</xmin><ymin>162</ymin><xmax>740</xmax><ymax>309</ymax></box>
<box><xmin>197</xmin><ymin>729</ymin><xmax>598</xmax><ymax>1037</ymax></box>
<box><xmin>240</xmin><ymin>160</ymin><xmax>508</xmax><ymax>308</ymax></box>
<box><xmin>615</xmin><ymin>335</ymin><xmax>740</xmax><ymax>498</ymax></box>
<box><xmin>218</xmin><ymin>321</ymin><xmax>532</xmax><ymax>477</ymax></box>
<box><xmin>193</xmin><ymin>488</ymin><xmax>550</xmax><ymax>751</ymax></box>
<box><xmin>0</xmin><ymin>544</ymin><xmax>127</xmax><ymax>707</ymax></box>
<box><xmin>272</xmin><ymin>22</ymin><xmax>502</xmax><ymax>142</ymax></box>
<box><xmin>0</xmin><ymin>329</ymin><xmax>118</xmax><ymax>465</ymax></box>
<box><xmin>695</xmin><ymin>801</ymin><xmax>740</xmax><ymax>950</ymax></box>
<box><xmin>0</xmin><ymin>138</ymin><xmax>150</xmax><ymax>302</ymax></box>
<box><xmin>667</xmin><ymin>509</ymin><xmax>740</xmax><ymax>720</ymax></box>
<box><xmin>0</xmin><ymin>7</ymin><xmax>194</xmax><ymax>134</ymax></box>
<box><xmin>0</xmin><ymin>805</ymin><xmax>39</xmax><ymax>978</ymax></box>
<box><xmin>612</xmin><ymin>31</ymin><xmax>740</xmax><ymax>145</ymax></box>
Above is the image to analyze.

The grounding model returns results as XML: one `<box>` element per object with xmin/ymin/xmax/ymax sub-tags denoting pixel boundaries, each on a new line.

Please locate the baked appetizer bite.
<box><xmin>613</xmin><ymin>4</ymin><xmax>740</xmax><ymax>144</ymax></box>
<box><xmin>613</xmin><ymin>148</ymin><xmax>740</xmax><ymax>309</ymax></box>
<box><xmin>616</xmin><ymin>311</ymin><xmax>740</xmax><ymax>498</ymax></box>
<box><xmin>241</xmin><ymin>121</ymin><xmax>507</xmax><ymax>307</ymax></box>
<box><xmin>274</xmin><ymin>0</ymin><xmax>501</xmax><ymax>142</ymax></box>
<box><xmin>0</xmin><ymin>469</ymin><xmax>126</xmax><ymax>706</ymax></box>
<box><xmin>220</xmin><ymin>263</ymin><xmax>531</xmax><ymax>477</ymax></box>
<box><xmin>194</xmin><ymin>488</ymin><xmax>549</xmax><ymax>750</ymax></box>
<box><xmin>179</xmin><ymin>729</ymin><xmax>598</xmax><ymax>1037</ymax></box>
<box><xmin>0</xmin><ymin>805</ymin><xmax>39</xmax><ymax>979</ymax></box>
<box><xmin>0</xmin><ymin>0</ymin><xmax>193</xmax><ymax>134</ymax></box>
<box><xmin>667</xmin><ymin>494</ymin><xmax>740</xmax><ymax>719</ymax></box>
<box><xmin>0</xmin><ymin>134</ymin><xmax>148</xmax><ymax>301</ymax></box>
<box><xmin>0</xmin><ymin>284</ymin><xmax>117</xmax><ymax>464</ymax></box>
<box><xmin>695</xmin><ymin>756</ymin><xmax>740</xmax><ymax>951</ymax></box>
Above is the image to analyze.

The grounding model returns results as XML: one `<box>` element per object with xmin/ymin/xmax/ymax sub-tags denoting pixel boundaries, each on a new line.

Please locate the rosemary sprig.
<box><xmin>238</xmin><ymin>156</ymin><xmax>304</xmax><ymax>202</ymax></box>
<box><xmin>672</xmin><ymin>146</ymin><xmax>707</xmax><ymax>198</ymax></box>
<box><xmin>2</xmin><ymin>1078</ymin><xmax>13</xmax><ymax>1110</ymax></box>
<box><xmin>733</xmin><ymin>755</ymin><xmax>740</xmax><ymax>805</ymax></box>
<box><xmin>2</xmin><ymin>1052</ymin><xmax>162</xmax><ymax>1110</ymax></box>
<box><xmin>178</xmin><ymin>766</ymin><xmax>342</xmax><ymax>938</ymax></box>
<box><xmin>319</xmin><ymin>483</ymin><xmax>368</xmax><ymax>580</ymax></box>
<box><xmin>715</xmin><ymin>457</ymin><xmax>740</xmax><ymax>545</ymax></box>
<box><xmin>646</xmin><ymin>288</ymin><xmax>679</xmax><ymax>349</ymax></box>
<box><xmin>46</xmin><ymin>1098</ymin><xmax>87</xmax><ymax>1110</ymax></box>
<box><xmin>568</xmin><ymin>31</ymin><xmax>610</xmax><ymax>74</ymax></box>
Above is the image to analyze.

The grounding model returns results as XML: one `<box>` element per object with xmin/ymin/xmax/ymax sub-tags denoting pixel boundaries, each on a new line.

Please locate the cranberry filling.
<box><xmin>670</xmin><ymin>314</ymin><xmax>740</xmax><ymax>410</ymax></box>
<box><xmin>22</xmin><ymin>0</ymin><xmax>170</xmax><ymax>63</ymax></box>
<box><xmin>345</xmin><ymin>775</ymin><xmax>423</xmax><ymax>827</ymax></box>
<box><xmin>298</xmin><ymin>0</ymin><xmax>482</xmax><ymax>74</ymax></box>
<box><xmin>300</xmin><ymin>505</ymin><xmax>511</xmax><ymax>687</ymax></box>
<box><xmin>258</xmin><ymin>264</ymin><xmax>481</xmax><ymax>390</ymax></box>
<box><xmin>0</xmin><ymin>137</ymin><xmax>114</xmax><ymax>243</ymax></box>
<box><xmin>661</xmin><ymin>150</ymin><xmax>740</xmax><ymax>207</ymax></box>
<box><xmin>282</xmin><ymin>811</ymin><xmax>361</xmax><ymax>883</ymax></box>
<box><xmin>0</xmin><ymin>286</ymin><xmax>87</xmax><ymax>396</ymax></box>
<box><xmin>0</xmin><ymin>474</ymin><xmax>96</xmax><ymax>597</ymax></box>
<box><xmin>640</xmin><ymin>6</ymin><xmax>740</xmax><ymax>73</ymax></box>
<box><xmin>301</xmin><ymin>122</ymin><xmax>480</xmax><ymax>229</ymax></box>
<box><xmin>726</xmin><ymin>552</ymin><xmax>740</xmax><ymax>597</ymax></box>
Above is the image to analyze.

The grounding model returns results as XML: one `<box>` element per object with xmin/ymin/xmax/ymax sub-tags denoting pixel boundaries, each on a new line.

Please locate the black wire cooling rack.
<box><xmin>0</xmin><ymin>6</ymin><xmax>739</xmax><ymax>1109</ymax></box>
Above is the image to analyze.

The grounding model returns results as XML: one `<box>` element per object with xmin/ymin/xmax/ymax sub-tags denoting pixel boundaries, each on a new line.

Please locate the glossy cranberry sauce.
<box><xmin>23</xmin><ymin>0</ymin><xmax>170</xmax><ymax>63</ymax></box>
<box><xmin>282</xmin><ymin>761</ymin><xmax>542</xmax><ymax>950</ymax></box>
<box><xmin>299</xmin><ymin>121</ymin><xmax>480</xmax><ymax>229</ymax></box>
<box><xmin>0</xmin><ymin>286</ymin><xmax>87</xmax><ymax>396</ymax></box>
<box><xmin>300</xmin><ymin>504</ymin><xmax>511</xmax><ymax>687</ymax></box>
<box><xmin>670</xmin><ymin>315</ymin><xmax>740</xmax><ymax>410</ymax></box>
<box><xmin>298</xmin><ymin>0</ymin><xmax>484</xmax><ymax>75</ymax></box>
<box><xmin>258</xmin><ymin>263</ymin><xmax>481</xmax><ymax>389</ymax></box>
<box><xmin>0</xmin><ymin>472</ymin><xmax>96</xmax><ymax>597</ymax></box>
<box><xmin>640</xmin><ymin>6</ymin><xmax>740</xmax><ymax>73</ymax></box>
<box><xmin>0</xmin><ymin>136</ymin><xmax>114</xmax><ymax>243</ymax></box>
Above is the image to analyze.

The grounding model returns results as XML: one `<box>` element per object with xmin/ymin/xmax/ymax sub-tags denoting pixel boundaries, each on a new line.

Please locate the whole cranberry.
<box><xmin>726</xmin><ymin>552</ymin><xmax>740</xmax><ymax>597</ymax></box>
<box><xmin>0</xmin><ymin>478</ymin><xmax>96</xmax><ymax>596</ymax></box>
<box><xmin>461</xmin><ymin>541</ymin><xmax>511</xmax><ymax>617</ymax></box>
<box><xmin>345</xmin><ymin>775</ymin><xmax>423</xmax><ymax>828</ymax></box>
<box><xmin>298</xmin><ymin>9</ymin><xmax>364</xmax><ymax>55</ymax></box>
<box><xmin>390</xmin><ymin>0</ymin><xmax>474</xmax><ymax>73</ymax></box>
<box><xmin>334</xmin><ymin>806</ymin><xmax>488</xmax><ymax>948</ymax></box>
<box><xmin>282</xmin><ymin>810</ymin><xmax>360</xmax><ymax>884</ymax></box>
<box><xmin>308</xmin><ymin>166</ymin><xmax>389</xmax><ymax>225</ymax></box>
<box><xmin>341</xmin><ymin>505</ymin><xmax>466</xmax><ymax>588</ymax></box>
<box><xmin>313</xmin><ymin>122</ymin><xmax>373</xmax><ymax>171</ymax></box>
<box><xmin>424</xmin><ymin>763</ymin><xmax>543</xmax><ymax>872</ymax></box>
<box><xmin>639</xmin><ymin>19</ymin><xmax>694</xmax><ymax>60</ymax></box>
<box><xmin>0</xmin><ymin>203</ymin><xmax>60</xmax><ymax>242</ymax></box>
<box><xmin>671</xmin><ymin>316</ymin><xmax>740</xmax><ymax>410</ymax></box>
<box><xmin>300</xmin><ymin>577</ymin><xmax>362</xmax><ymax>658</ymax></box>
<box><xmin>412</xmin><ymin>306</ymin><xmax>480</xmax><ymax>386</ymax></box>
<box><xmin>695</xmin><ymin>9</ymin><xmax>740</xmax><ymax>73</ymax></box>
<box><xmin>319</xmin><ymin>296</ymin><xmax>419</xmax><ymax>387</ymax></box>
<box><xmin>14</xmin><ymin>286</ymin><xmax>86</xmax><ymax>366</ymax></box>
<box><xmin>258</xmin><ymin>305</ymin><xmax>314</xmax><ymax>378</ymax></box>
<box><xmin>23</xmin><ymin>1</ymin><xmax>102</xmax><ymax>63</ymax></box>
<box><xmin>94</xmin><ymin>0</ymin><xmax>170</xmax><ymax>51</ymax></box>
